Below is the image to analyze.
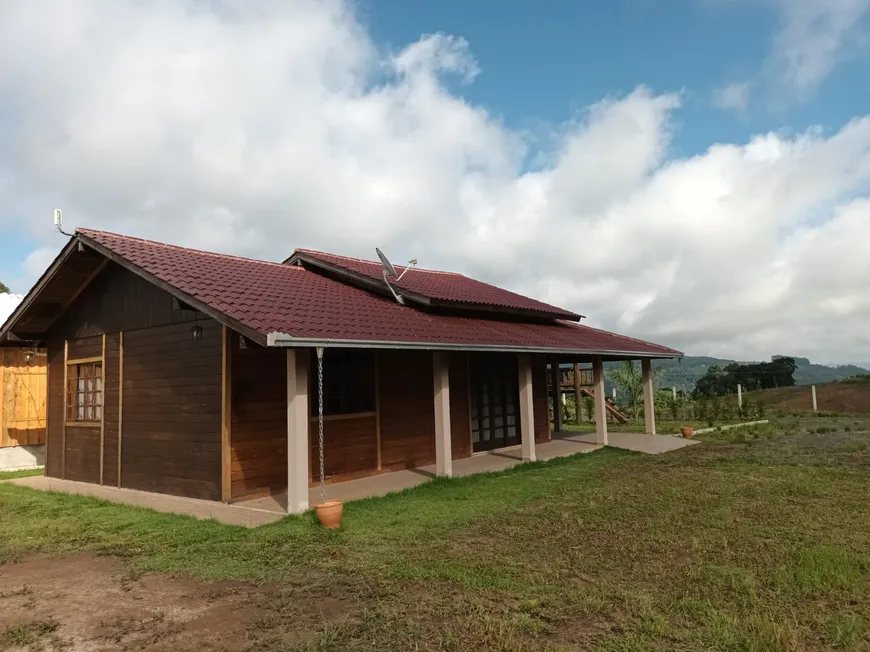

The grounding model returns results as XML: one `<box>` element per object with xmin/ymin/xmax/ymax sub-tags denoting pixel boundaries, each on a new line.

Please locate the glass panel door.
<box><xmin>470</xmin><ymin>355</ymin><xmax>520</xmax><ymax>452</ymax></box>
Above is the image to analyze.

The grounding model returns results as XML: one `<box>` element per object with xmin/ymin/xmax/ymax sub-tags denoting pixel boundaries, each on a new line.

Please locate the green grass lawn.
<box><xmin>1</xmin><ymin>418</ymin><xmax>869</xmax><ymax>651</ymax></box>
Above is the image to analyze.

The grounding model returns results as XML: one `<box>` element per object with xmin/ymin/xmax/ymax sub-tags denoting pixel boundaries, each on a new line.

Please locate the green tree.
<box><xmin>607</xmin><ymin>361</ymin><xmax>644</xmax><ymax>420</ymax></box>
<box><xmin>0</xmin><ymin>280</ymin><xmax>9</xmax><ymax>294</ymax></box>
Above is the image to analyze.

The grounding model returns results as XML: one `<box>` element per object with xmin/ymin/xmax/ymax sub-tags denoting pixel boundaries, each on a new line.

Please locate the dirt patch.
<box><xmin>0</xmin><ymin>555</ymin><xmax>258</xmax><ymax>651</ymax></box>
<box><xmin>0</xmin><ymin>555</ymin><xmax>363</xmax><ymax>652</ymax></box>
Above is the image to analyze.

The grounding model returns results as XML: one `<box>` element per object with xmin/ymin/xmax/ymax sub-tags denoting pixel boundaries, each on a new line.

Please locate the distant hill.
<box><xmin>744</xmin><ymin>376</ymin><xmax>870</xmax><ymax>414</ymax></box>
<box><xmin>650</xmin><ymin>356</ymin><xmax>869</xmax><ymax>394</ymax></box>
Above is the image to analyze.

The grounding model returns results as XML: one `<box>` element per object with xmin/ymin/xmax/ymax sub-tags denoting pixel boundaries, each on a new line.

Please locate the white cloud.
<box><xmin>712</xmin><ymin>81</ymin><xmax>750</xmax><ymax>110</ymax></box>
<box><xmin>1</xmin><ymin>0</ymin><xmax>870</xmax><ymax>364</ymax></box>
<box><xmin>771</xmin><ymin>0</ymin><xmax>870</xmax><ymax>95</ymax></box>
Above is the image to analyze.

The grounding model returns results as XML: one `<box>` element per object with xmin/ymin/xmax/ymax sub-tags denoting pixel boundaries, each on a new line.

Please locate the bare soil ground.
<box><xmin>0</xmin><ymin>555</ymin><xmax>259</xmax><ymax>651</ymax></box>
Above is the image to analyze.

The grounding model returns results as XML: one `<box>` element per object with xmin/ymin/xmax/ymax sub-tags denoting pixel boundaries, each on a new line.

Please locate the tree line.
<box><xmin>693</xmin><ymin>356</ymin><xmax>797</xmax><ymax>397</ymax></box>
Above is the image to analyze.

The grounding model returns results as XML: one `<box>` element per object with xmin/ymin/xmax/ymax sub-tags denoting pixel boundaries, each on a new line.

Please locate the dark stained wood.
<box><xmin>9</xmin><ymin>245</ymin><xmax>106</xmax><ymax>338</ymax></box>
<box><xmin>64</xmin><ymin>426</ymin><xmax>101</xmax><ymax>483</ymax></box>
<box><xmin>448</xmin><ymin>352</ymin><xmax>472</xmax><ymax>460</ymax></box>
<box><xmin>45</xmin><ymin>341</ymin><xmax>65</xmax><ymax>477</ymax></box>
<box><xmin>532</xmin><ymin>355</ymin><xmax>551</xmax><ymax>443</ymax></box>
<box><xmin>120</xmin><ymin>320</ymin><xmax>222</xmax><ymax>501</ymax></box>
<box><xmin>67</xmin><ymin>335</ymin><xmax>102</xmax><ymax>361</ymax></box>
<box><xmin>229</xmin><ymin>342</ymin><xmax>287</xmax><ymax>500</ymax></box>
<box><xmin>53</xmin><ymin>262</ymin><xmax>203</xmax><ymax>340</ymax></box>
<box><xmin>378</xmin><ymin>350</ymin><xmax>436</xmax><ymax>471</ymax></box>
<box><xmin>102</xmin><ymin>332</ymin><xmax>121</xmax><ymax>486</ymax></box>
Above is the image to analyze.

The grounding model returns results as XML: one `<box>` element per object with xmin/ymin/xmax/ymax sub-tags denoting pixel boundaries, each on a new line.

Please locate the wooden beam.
<box><xmin>99</xmin><ymin>334</ymin><xmax>106</xmax><ymax>485</ymax></box>
<box><xmin>62</xmin><ymin>340</ymin><xmax>68</xmax><ymax>479</ymax></box>
<box><xmin>65</xmin><ymin>356</ymin><xmax>103</xmax><ymax>365</ymax></box>
<box><xmin>221</xmin><ymin>326</ymin><xmax>232</xmax><ymax>502</ymax></box>
<box><xmin>117</xmin><ymin>332</ymin><xmax>124</xmax><ymax>487</ymax></box>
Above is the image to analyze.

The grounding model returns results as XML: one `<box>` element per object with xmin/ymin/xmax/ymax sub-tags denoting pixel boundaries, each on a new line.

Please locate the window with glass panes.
<box><xmin>66</xmin><ymin>362</ymin><xmax>103</xmax><ymax>422</ymax></box>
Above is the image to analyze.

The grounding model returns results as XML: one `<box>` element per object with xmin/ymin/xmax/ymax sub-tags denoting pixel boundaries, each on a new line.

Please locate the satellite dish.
<box><xmin>375</xmin><ymin>247</ymin><xmax>416</xmax><ymax>305</ymax></box>
<box><xmin>376</xmin><ymin>247</ymin><xmax>399</xmax><ymax>279</ymax></box>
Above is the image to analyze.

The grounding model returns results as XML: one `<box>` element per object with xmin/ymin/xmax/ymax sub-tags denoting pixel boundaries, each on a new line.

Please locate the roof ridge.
<box><xmin>296</xmin><ymin>248</ymin><xmax>462</xmax><ymax>276</ymax></box>
<box><xmin>77</xmin><ymin>228</ymin><xmax>300</xmax><ymax>270</ymax></box>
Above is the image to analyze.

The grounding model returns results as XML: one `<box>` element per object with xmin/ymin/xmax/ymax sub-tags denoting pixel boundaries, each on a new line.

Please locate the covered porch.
<box><xmin>269</xmin><ymin>349</ymin><xmax>666</xmax><ymax>515</ymax></box>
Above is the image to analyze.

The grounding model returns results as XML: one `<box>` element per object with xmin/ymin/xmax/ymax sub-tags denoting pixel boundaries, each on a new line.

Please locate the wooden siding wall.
<box><xmin>532</xmin><ymin>355</ymin><xmax>551</xmax><ymax>443</ymax></box>
<box><xmin>101</xmin><ymin>333</ymin><xmax>121</xmax><ymax>486</ymax></box>
<box><xmin>378</xmin><ymin>350</ymin><xmax>436</xmax><ymax>471</ymax></box>
<box><xmin>230</xmin><ymin>341</ymin><xmax>287</xmax><ymax>500</ymax></box>
<box><xmin>448</xmin><ymin>352</ymin><xmax>472</xmax><ymax>460</ymax></box>
<box><xmin>44</xmin><ymin>262</ymin><xmax>223</xmax><ymax>500</ymax></box>
<box><xmin>45</xmin><ymin>343</ymin><xmax>64</xmax><ymax>476</ymax></box>
<box><xmin>62</xmin><ymin>335</ymin><xmax>103</xmax><ymax>484</ymax></box>
<box><xmin>0</xmin><ymin>349</ymin><xmax>47</xmax><ymax>448</ymax></box>
<box><xmin>54</xmin><ymin>261</ymin><xmax>202</xmax><ymax>338</ymax></box>
<box><xmin>310</xmin><ymin>415</ymin><xmax>378</xmax><ymax>483</ymax></box>
<box><xmin>121</xmin><ymin>320</ymin><xmax>222</xmax><ymax>500</ymax></box>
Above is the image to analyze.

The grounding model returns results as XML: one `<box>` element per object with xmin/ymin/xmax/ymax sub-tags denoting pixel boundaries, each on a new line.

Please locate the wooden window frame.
<box><xmin>65</xmin><ymin>357</ymin><xmax>104</xmax><ymax>426</ymax></box>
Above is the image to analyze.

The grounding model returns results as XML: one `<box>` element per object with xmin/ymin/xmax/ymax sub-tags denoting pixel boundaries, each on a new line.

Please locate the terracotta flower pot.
<box><xmin>680</xmin><ymin>426</ymin><xmax>694</xmax><ymax>439</ymax></box>
<box><xmin>315</xmin><ymin>499</ymin><xmax>343</xmax><ymax>529</ymax></box>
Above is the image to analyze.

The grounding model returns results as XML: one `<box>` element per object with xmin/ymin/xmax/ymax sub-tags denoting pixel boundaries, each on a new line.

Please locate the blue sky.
<box><xmin>1</xmin><ymin>0</ymin><xmax>870</xmax><ymax>363</ymax></box>
<box><xmin>360</xmin><ymin>0</ymin><xmax>869</xmax><ymax>156</ymax></box>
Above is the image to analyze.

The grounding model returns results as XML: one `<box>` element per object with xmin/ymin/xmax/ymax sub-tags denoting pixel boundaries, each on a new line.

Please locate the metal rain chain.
<box><xmin>316</xmin><ymin>347</ymin><xmax>326</xmax><ymax>506</ymax></box>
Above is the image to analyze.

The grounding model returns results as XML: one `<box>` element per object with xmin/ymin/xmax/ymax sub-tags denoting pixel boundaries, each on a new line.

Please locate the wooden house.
<box><xmin>0</xmin><ymin>229</ymin><xmax>680</xmax><ymax>512</ymax></box>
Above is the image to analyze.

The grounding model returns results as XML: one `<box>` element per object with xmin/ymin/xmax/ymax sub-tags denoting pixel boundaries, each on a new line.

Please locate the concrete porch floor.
<box><xmin>6</xmin><ymin>432</ymin><xmax>696</xmax><ymax>527</ymax></box>
<box><xmin>241</xmin><ymin>431</ymin><xmax>604</xmax><ymax>513</ymax></box>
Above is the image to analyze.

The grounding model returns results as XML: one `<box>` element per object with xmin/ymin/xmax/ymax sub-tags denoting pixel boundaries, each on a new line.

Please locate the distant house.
<box><xmin>0</xmin><ymin>229</ymin><xmax>680</xmax><ymax>511</ymax></box>
<box><xmin>0</xmin><ymin>293</ymin><xmax>47</xmax><ymax>470</ymax></box>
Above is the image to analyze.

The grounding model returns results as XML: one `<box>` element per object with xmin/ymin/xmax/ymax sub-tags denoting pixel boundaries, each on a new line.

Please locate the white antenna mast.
<box><xmin>375</xmin><ymin>248</ymin><xmax>417</xmax><ymax>305</ymax></box>
<box><xmin>54</xmin><ymin>209</ymin><xmax>73</xmax><ymax>237</ymax></box>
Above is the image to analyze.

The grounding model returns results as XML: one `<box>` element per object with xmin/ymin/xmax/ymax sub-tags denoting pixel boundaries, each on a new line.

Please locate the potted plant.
<box><xmin>315</xmin><ymin>499</ymin><xmax>343</xmax><ymax>529</ymax></box>
<box><xmin>680</xmin><ymin>426</ymin><xmax>694</xmax><ymax>439</ymax></box>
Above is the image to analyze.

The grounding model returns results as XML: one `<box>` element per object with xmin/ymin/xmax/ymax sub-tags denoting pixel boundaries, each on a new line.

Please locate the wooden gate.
<box><xmin>0</xmin><ymin>349</ymin><xmax>47</xmax><ymax>448</ymax></box>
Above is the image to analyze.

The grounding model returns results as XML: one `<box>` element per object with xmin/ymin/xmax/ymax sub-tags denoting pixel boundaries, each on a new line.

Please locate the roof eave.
<box><xmin>265</xmin><ymin>331</ymin><xmax>682</xmax><ymax>359</ymax></box>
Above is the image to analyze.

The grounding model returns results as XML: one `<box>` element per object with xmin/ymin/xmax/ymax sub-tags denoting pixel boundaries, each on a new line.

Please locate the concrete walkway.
<box><xmin>243</xmin><ymin>432</ymin><xmax>603</xmax><ymax>513</ymax></box>
<box><xmin>567</xmin><ymin>430</ymin><xmax>701</xmax><ymax>454</ymax></box>
<box><xmin>8</xmin><ymin>475</ymin><xmax>284</xmax><ymax>528</ymax></box>
<box><xmin>5</xmin><ymin>431</ymin><xmax>693</xmax><ymax>527</ymax></box>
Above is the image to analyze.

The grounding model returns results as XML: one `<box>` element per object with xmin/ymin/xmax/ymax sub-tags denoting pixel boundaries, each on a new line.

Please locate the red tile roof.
<box><xmin>290</xmin><ymin>249</ymin><xmax>582</xmax><ymax>321</ymax></box>
<box><xmin>75</xmin><ymin>229</ymin><xmax>680</xmax><ymax>357</ymax></box>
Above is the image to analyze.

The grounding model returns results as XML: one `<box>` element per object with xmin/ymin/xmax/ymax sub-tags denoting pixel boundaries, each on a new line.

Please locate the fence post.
<box><xmin>812</xmin><ymin>385</ymin><xmax>818</xmax><ymax>412</ymax></box>
<box><xmin>612</xmin><ymin>387</ymin><xmax>616</xmax><ymax>400</ymax></box>
<box><xmin>737</xmin><ymin>383</ymin><xmax>742</xmax><ymax>410</ymax></box>
<box><xmin>672</xmin><ymin>386</ymin><xmax>677</xmax><ymax>400</ymax></box>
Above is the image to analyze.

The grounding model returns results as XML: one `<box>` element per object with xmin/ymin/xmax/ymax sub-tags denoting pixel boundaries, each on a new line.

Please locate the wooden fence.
<box><xmin>0</xmin><ymin>349</ymin><xmax>47</xmax><ymax>448</ymax></box>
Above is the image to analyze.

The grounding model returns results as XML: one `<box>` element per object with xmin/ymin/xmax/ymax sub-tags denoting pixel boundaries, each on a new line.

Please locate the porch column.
<box><xmin>574</xmin><ymin>363</ymin><xmax>583</xmax><ymax>424</ymax></box>
<box><xmin>286</xmin><ymin>348</ymin><xmax>310</xmax><ymax>514</ymax></box>
<box><xmin>433</xmin><ymin>352</ymin><xmax>453</xmax><ymax>477</ymax></box>
<box><xmin>642</xmin><ymin>358</ymin><xmax>656</xmax><ymax>435</ymax></box>
<box><xmin>592</xmin><ymin>356</ymin><xmax>608</xmax><ymax>446</ymax></box>
<box><xmin>518</xmin><ymin>354</ymin><xmax>536</xmax><ymax>462</ymax></box>
<box><xmin>549</xmin><ymin>360</ymin><xmax>562</xmax><ymax>433</ymax></box>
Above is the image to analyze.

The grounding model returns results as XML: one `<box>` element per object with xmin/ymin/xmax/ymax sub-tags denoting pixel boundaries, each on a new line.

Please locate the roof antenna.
<box><xmin>376</xmin><ymin>247</ymin><xmax>416</xmax><ymax>305</ymax></box>
<box><xmin>54</xmin><ymin>209</ymin><xmax>73</xmax><ymax>237</ymax></box>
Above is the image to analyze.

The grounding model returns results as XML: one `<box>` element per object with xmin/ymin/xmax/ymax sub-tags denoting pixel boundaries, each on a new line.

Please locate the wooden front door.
<box><xmin>470</xmin><ymin>355</ymin><xmax>521</xmax><ymax>452</ymax></box>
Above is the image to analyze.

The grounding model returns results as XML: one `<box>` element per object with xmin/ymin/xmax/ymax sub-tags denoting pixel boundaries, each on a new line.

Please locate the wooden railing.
<box><xmin>547</xmin><ymin>367</ymin><xmax>593</xmax><ymax>390</ymax></box>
